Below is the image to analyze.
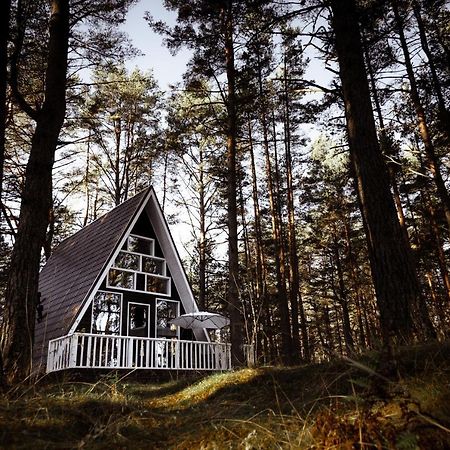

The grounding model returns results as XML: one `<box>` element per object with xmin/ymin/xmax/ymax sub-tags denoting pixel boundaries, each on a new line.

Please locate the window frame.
<box><xmin>112</xmin><ymin>249</ymin><xmax>167</xmax><ymax>277</ymax></box>
<box><xmin>140</xmin><ymin>254</ymin><xmax>166</xmax><ymax>276</ymax></box>
<box><xmin>90</xmin><ymin>290</ymin><xmax>123</xmax><ymax>335</ymax></box>
<box><xmin>107</xmin><ymin>233</ymin><xmax>170</xmax><ymax>296</ymax></box>
<box><xmin>127</xmin><ymin>301</ymin><xmax>151</xmax><ymax>337</ymax></box>
<box><xmin>106</xmin><ymin>267</ymin><xmax>136</xmax><ymax>290</ymax></box>
<box><xmin>107</xmin><ymin>268</ymin><xmax>171</xmax><ymax>296</ymax></box>
<box><xmin>155</xmin><ymin>299</ymin><xmax>180</xmax><ymax>339</ymax></box>
<box><xmin>126</xmin><ymin>234</ymin><xmax>155</xmax><ymax>256</ymax></box>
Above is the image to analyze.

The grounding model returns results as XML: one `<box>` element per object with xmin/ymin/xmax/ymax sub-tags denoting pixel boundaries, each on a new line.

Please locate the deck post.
<box><xmin>69</xmin><ymin>334</ymin><xmax>78</xmax><ymax>368</ymax></box>
<box><xmin>175</xmin><ymin>340</ymin><xmax>180</xmax><ymax>369</ymax></box>
<box><xmin>127</xmin><ymin>338</ymin><xmax>133</xmax><ymax>367</ymax></box>
<box><xmin>46</xmin><ymin>341</ymin><xmax>54</xmax><ymax>372</ymax></box>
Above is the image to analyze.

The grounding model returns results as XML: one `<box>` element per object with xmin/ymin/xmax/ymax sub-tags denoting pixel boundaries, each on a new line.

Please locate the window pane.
<box><xmin>92</xmin><ymin>292</ymin><xmax>121</xmax><ymax>335</ymax></box>
<box><xmin>114</xmin><ymin>251</ymin><xmax>140</xmax><ymax>271</ymax></box>
<box><xmin>136</xmin><ymin>273</ymin><xmax>146</xmax><ymax>291</ymax></box>
<box><xmin>129</xmin><ymin>304</ymin><xmax>148</xmax><ymax>331</ymax></box>
<box><xmin>142</xmin><ymin>256</ymin><xmax>164</xmax><ymax>275</ymax></box>
<box><xmin>128</xmin><ymin>235</ymin><xmax>153</xmax><ymax>255</ymax></box>
<box><xmin>108</xmin><ymin>269</ymin><xmax>134</xmax><ymax>289</ymax></box>
<box><xmin>146</xmin><ymin>275</ymin><xmax>168</xmax><ymax>294</ymax></box>
<box><xmin>157</xmin><ymin>300</ymin><xmax>178</xmax><ymax>338</ymax></box>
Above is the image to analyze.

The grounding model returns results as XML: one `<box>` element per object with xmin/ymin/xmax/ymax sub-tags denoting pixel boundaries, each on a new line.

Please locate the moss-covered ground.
<box><xmin>1</xmin><ymin>342</ymin><xmax>449</xmax><ymax>449</ymax></box>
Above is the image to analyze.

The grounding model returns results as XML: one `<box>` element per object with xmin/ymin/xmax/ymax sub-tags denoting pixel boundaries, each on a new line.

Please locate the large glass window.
<box><xmin>147</xmin><ymin>275</ymin><xmax>169</xmax><ymax>295</ymax></box>
<box><xmin>129</xmin><ymin>303</ymin><xmax>150</xmax><ymax>337</ymax></box>
<box><xmin>114</xmin><ymin>251</ymin><xmax>140</xmax><ymax>271</ymax></box>
<box><xmin>156</xmin><ymin>300</ymin><xmax>179</xmax><ymax>338</ymax></box>
<box><xmin>128</xmin><ymin>235</ymin><xmax>154</xmax><ymax>255</ymax></box>
<box><xmin>142</xmin><ymin>256</ymin><xmax>165</xmax><ymax>275</ymax></box>
<box><xmin>92</xmin><ymin>292</ymin><xmax>121</xmax><ymax>335</ymax></box>
<box><xmin>108</xmin><ymin>234</ymin><xmax>170</xmax><ymax>296</ymax></box>
<box><xmin>108</xmin><ymin>269</ymin><xmax>135</xmax><ymax>289</ymax></box>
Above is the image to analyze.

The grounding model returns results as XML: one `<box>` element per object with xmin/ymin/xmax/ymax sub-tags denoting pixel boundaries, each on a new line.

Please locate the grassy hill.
<box><xmin>1</xmin><ymin>342</ymin><xmax>449</xmax><ymax>449</ymax></box>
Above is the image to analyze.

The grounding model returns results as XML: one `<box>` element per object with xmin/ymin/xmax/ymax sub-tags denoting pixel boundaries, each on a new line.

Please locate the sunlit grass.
<box><xmin>148</xmin><ymin>368</ymin><xmax>261</xmax><ymax>409</ymax></box>
<box><xmin>0</xmin><ymin>342</ymin><xmax>449</xmax><ymax>449</ymax></box>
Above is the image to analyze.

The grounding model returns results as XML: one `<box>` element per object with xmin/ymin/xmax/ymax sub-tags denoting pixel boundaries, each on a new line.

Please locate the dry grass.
<box><xmin>1</xmin><ymin>342</ymin><xmax>449</xmax><ymax>449</ymax></box>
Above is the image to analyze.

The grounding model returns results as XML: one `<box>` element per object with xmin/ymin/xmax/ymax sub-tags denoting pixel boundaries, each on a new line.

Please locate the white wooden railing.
<box><xmin>47</xmin><ymin>333</ymin><xmax>244</xmax><ymax>373</ymax></box>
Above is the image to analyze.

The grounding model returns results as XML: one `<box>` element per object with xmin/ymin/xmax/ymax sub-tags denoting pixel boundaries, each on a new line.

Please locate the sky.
<box><xmin>121</xmin><ymin>0</ymin><xmax>191</xmax><ymax>90</ymax></box>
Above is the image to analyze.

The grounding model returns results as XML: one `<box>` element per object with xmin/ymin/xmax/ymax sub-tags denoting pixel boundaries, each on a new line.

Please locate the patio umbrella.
<box><xmin>170</xmin><ymin>312</ymin><xmax>230</xmax><ymax>330</ymax></box>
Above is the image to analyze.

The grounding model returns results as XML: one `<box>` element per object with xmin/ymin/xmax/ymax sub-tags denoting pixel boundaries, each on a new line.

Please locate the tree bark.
<box><xmin>282</xmin><ymin>55</ymin><xmax>308</xmax><ymax>362</ymax></box>
<box><xmin>0</xmin><ymin>0</ymin><xmax>70</xmax><ymax>384</ymax></box>
<box><xmin>0</xmin><ymin>0</ymin><xmax>11</xmax><ymax>223</ymax></box>
<box><xmin>330</xmin><ymin>0</ymin><xmax>435</xmax><ymax>344</ymax></box>
<box><xmin>223</xmin><ymin>0</ymin><xmax>244</xmax><ymax>366</ymax></box>
<box><xmin>247</xmin><ymin>119</ymin><xmax>266</xmax><ymax>307</ymax></box>
<box><xmin>412</xmin><ymin>1</ymin><xmax>450</xmax><ymax>143</ymax></box>
<box><xmin>332</xmin><ymin>232</ymin><xmax>354</xmax><ymax>353</ymax></box>
<box><xmin>0</xmin><ymin>0</ymin><xmax>10</xmax><ymax>387</ymax></box>
<box><xmin>198</xmin><ymin>145</ymin><xmax>207</xmax><ymax>311</ymax></box>
<box><xmin>392</xmin><ymin>0</ymin><xmax>450</xmax><ymax>236</ymax></box>
<box><xmin>265</xmin><ymin>111</ymin><xmax>292</xmax><ymax>364</ymax></box>
<box><xmin>363</xmin><ymin>39</ymin><xmax>411</xmax><ymax>245</ymax></box>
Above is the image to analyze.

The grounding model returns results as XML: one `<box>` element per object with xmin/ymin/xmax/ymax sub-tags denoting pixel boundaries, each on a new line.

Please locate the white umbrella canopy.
<box><xmin>170</xmin><ymin>312</ymin><xmax>230</xmax><ymax>330</ymax></box>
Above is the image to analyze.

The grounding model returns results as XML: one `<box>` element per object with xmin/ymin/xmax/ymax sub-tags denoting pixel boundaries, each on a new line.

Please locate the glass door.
<box><xmin>128</xmin><ymin>302</ymin><xmax>150</xmax><ymax>337</ymax></box>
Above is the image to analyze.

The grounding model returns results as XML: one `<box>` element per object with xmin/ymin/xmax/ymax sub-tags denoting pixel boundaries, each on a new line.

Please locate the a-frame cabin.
<box><xmin>34</xmin><ymin>187</ymin><xmax>232</xmax><ymax>373</ymax></box>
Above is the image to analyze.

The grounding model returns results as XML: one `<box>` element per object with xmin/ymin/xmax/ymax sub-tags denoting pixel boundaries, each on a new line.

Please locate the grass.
<box><xmin>1</xmin><ymin>342</ymin><xmax>449</xmax><ymax>449</ymax></box>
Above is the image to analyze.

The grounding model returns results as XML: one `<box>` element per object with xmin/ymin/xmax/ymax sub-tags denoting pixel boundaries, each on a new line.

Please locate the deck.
<box><xmin>47</xmin><ymin>333</ymin><xmax>254</xmax><ymax>372</ymax></box>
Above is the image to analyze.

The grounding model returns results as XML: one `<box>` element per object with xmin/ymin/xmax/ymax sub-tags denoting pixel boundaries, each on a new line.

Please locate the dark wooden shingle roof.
<box><xmin>33</xmin><ymin>189</ymin><xmax>149</xmax><ymax>369</ymax></box>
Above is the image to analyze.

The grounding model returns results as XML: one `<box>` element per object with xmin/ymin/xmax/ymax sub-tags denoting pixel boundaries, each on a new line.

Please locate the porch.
<box><xmin>47</xmin><ymin>333</ymin><xmax>254</xmax><ymax>373</ymax></box>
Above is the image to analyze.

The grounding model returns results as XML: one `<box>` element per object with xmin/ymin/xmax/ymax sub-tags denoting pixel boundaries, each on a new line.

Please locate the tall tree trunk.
<box><xmin>344</xmin><ymin>219</ymin><xmax>366</xmax><ymax>349</ymax></box>
<box><xmin>223</xmin><ymin>0</ymin><xmax>244</xmax><ymax>366</ymax></box>
<box><xmin>162</xmin><ymin>151</ymin><xmax>169</xmax><ymax>212</ymax></box>
<box><xmin>0</xmin><ymin>0</ymin><xmax>10</xmax><ymax>224</ymax></box>
<box><xmin>363</xmin><ymin>40</ymin><xmax>410</xmax><ymax>244</ymax></box>
<box><xmin>427</xmin><ymin>201</ymin><xmax>450</xmax><ymax>314</ymax></box>
<box><xmin>113</xmin><ymin>117</ymin><xmax>122</xmax><ymax>206</ymax></box>
<box><xmin>263</xmin><ymin>112</ymin><xmax>292</xmax><ymax>363</ymax></box>
<box><xmin>0</xmin><ymin>0</ymin><xmax>8</xmax><ymax>387</ymax></box>
<box><xmin>82</xmin><ymin>134</ymin><xmax>92</xmax><ymax>227</ymax></box>
<box><xmin>247</xmin><ymin>119</ymin><xmax>268</xmax><ymax>360</ymax></box>
<box><xmin>238</xmin><ymin>173</ymin><xmax>255</xmax><ymax>344</ymax></box>
<box><xmin>0</xmin><ymin>0</ymin><xmax>70</xmax><ymax>385</ymax></box>
<box><xmin>255</xmin><ymin>58</ymin><xmax>292</xmax><ymax>363</ymax></box>
<box><xmin>198</xmin><ymin>146</ymin><xmax>207</xmax><ymax>311</ymax></box>
<box><xmin>282</xmin><ymin>55</ymin><xmax>308</xmax><ymax>362</ymax></box>
<box><xmin>330</xmin><ymin>0</ymin><xmax>435</xmax><ymax>344</ymax></box>
<box><xmin>392</xmin><ymin>0</ymin><xmax>450</xmax><ymax>236</ymax></box>
<box><xmin>247</xmin><ymin>119</ymin><xmax>266</xmax><ymax>305</ymax></box>
<box><xmin>412</xmin><ymin>1</ymin><xmax>450</xmax><ymax>143</ymax></box>
<box><xmin>332</xmin><ymin>233</ymin><xmax>355</xmax><ymax>353</ymax></box>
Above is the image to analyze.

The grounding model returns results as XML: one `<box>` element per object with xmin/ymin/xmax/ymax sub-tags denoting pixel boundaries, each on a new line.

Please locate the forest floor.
<box><xmin>0</xmin><ymin>342</ymin><xmax>449</xmax><ymax>449</ymax></box>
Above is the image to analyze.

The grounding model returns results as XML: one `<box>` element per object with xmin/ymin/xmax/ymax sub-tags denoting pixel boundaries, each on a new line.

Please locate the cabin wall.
<box><xmin>74</xmin><ymin>210</ymin><xmax>194</xmax><ymax>341</ymax></box>
<box><xmin>75</xmin><ymin>283</ymin><xmax>191</xmax><ymax>338</ymax></box>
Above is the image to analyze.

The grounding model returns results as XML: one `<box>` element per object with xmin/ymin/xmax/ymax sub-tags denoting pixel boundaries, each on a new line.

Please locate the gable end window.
<box><xmin>108</xmin><ymin>269</ymin><xmax>135</xmax><ymax>290</ymax></box>
<box><xmin>107</xmin><ymin>234</ymin><xmax>170</xmax><ymax>296</ymax></box>
<box><xmin>126</xmin><ymin>234</ymin><xmax>154</xmax><ymax>255</ymax></box>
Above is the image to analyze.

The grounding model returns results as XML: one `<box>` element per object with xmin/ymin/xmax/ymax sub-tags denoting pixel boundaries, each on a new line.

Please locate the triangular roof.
<box><xmin>33</xmin><ymin>187</ymin><xmax>207</xmax><ymax>370</ymax></box>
